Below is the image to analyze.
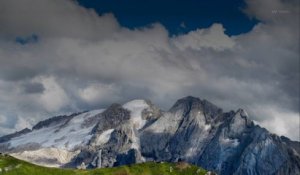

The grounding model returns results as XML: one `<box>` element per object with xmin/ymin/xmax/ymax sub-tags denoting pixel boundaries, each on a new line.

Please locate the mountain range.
<box><xmin>0</xmin><ymin>96</ymin><xmax>299</xmax><ymax>175</ymax></box>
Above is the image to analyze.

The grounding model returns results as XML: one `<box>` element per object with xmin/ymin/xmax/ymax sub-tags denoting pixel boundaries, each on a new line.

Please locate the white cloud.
<box><xmin>0</xmin><ymin>0</ymin><xmax>298</xmax><ymax>141</ymax></box>
<box><xmin>173</xmin><ymin>23</ymin><xmax>235</xmax><ymax>51</ymax></box>
<box><xmin>0</xmin><ymin>114</ymin><xmax>7</xmax><ymax>124</ymax></box>
<box><xmin>14</xmin><ymin>117</ymin><xmax>32</xmax><ymax>131</ymax></box>
<box><xmin>79</xmin><ymin>83</ymin><xmax>121</xmax><ymax>104</ymax></box>
<box><xmin>243</xmin><ymin>0</ymin><xmax>299</xmax><ymax>23</ymax></box>
<box><xmin>0</xmin><ymin>0</ymin><xmax>120</xmax><ymax>39</ymax></box>
<box><xmin>0</xmin><ymin>127</ymin><xmax>14</xmax><ymax>136</ymax></box>
<box><xmin>37</xmin><ymin>76</ymin><xmax>70</xmax><ymax>112</ymax></box>
<box><xmin>253</xmin><ymin>105</ymin><xmax>299</xmax><ymax>141</ymax></box>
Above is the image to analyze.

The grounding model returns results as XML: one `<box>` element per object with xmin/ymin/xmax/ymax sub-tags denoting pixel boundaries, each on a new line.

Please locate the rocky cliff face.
<box><xmin>0</xmin><ymin>96</ymin><xmax>299</xmax><ymax>175</ymax></box>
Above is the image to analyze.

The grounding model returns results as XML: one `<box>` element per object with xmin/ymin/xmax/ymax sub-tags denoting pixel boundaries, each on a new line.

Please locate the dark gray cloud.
<box><xmin>22</xmin><ymin>82</ymin><xmax>45</xmax><ymax>94</ymax></box>
<box><xmin>0</xmin><ymin>0</ymin><xmax>299</xmax><ymax>140</ymax></box>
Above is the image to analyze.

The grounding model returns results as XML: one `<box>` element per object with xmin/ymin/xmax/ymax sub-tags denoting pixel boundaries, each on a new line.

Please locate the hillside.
<box><xmin>0</xmin><ymin>154</ymin><xmax>207</xmax><ymax>175</ymax></box>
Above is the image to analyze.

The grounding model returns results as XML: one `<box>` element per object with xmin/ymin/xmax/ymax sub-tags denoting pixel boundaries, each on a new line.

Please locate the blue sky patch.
<box><xmin>77</xmin><ymin>0</ymin><xmax>259</xmax><ymax>36</ymax></box>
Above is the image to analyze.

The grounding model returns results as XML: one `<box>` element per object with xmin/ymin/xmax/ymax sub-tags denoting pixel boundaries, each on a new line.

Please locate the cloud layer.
<box><xmin>0</xmin><ymin>0</ymin><xmax>299</xmax><ymax>140</ymax></box>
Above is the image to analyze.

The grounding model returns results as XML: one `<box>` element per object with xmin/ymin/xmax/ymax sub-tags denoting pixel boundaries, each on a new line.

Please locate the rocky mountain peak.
<box><xmin>225</xmin><ymin>108</ymin><xmax>255</xmax><ymax>137</ymax></box>
<box><xmin>233</xmin><ymin>108</ymin><xmax>253</xmax><ymax>126</ymax></box>
<box><xmin>169</xmin><ymin>96</ymin><xmax>222</xmax><ymax>123</ymax></box>
<box><xmin>92</xmin><ymin>103</ymin><xmax>130</xmax><ymax>134</ymax></box>
<box><xmin>235</xmin><ymin>108</ymin><xmax>248</xmax><ymax>118</ymax></box>
<box><xmin>169</xmin><ymin>96</ymin><xmax>202</xmax><ymax>111</ymax></box>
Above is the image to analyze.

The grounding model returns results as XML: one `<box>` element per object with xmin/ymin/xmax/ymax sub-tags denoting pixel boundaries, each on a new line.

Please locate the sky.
<box><xmin>0</xmin><ymin>0</ymin><xmax>299</xmax><ymax>141</ymax></box>
<box><xmin>77</xmin><ymin>0</ymin><xmax>259</xmax><ymax>36</ymax></box>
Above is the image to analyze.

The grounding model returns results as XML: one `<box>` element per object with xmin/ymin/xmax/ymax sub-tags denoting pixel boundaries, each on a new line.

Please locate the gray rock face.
<box><xmin>0</xmin><ymin>96</ymin><xmax>299</xmax><ymax>175</ymax></box>
<box><xmin>91</xmin><ymin>103</ymin><xmax>131</xmax><ymax>135</ymax></box>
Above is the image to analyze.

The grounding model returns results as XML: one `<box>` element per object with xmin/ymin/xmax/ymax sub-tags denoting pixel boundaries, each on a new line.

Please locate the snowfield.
<box><xmin>9</xmin><ymin>109</ymin><xmax>105</xmax><ymax>150</ymax></box>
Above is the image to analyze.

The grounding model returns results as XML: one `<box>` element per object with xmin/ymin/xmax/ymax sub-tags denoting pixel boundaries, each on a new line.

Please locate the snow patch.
<box><xmin>123</xmin><ymin>100</ymin><xmax>149</xmax><ymax>130</ymax></box>
<box><xmin>9</xmin><ymin>109</ymin><xmax>105</xmax><ymax>150</ymax></box>
<box><xmin>204</xmin><ymin>124</ymin><xmax>211</xmax><ymax>131</ymax></box>
<box><xmin>95</xmin><ymin>129</ymin><xmax>114</xmax><ymax>145</ymax></box>
<box><xmin>220</xmin><ymin>137</ymin><xmax>239</xmax><ymax>147</ymax></box>
<box><xmin>147</xmin><ymin>112</ymin><xmax>182</xmax><ymax>134</ymax></box>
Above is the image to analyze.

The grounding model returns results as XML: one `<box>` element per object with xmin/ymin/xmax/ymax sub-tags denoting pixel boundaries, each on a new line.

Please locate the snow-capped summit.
<box><xmin>0</xmin><ymin>97</ymin><xmax>299</xmax><ymax>175</ymax></box>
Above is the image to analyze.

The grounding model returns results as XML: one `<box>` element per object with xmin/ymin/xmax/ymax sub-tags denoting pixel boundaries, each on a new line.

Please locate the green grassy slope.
<box><xmin>0</xmin><ymin>154</ymin><xmax>207</xmax><ymax>175</ymax></box>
